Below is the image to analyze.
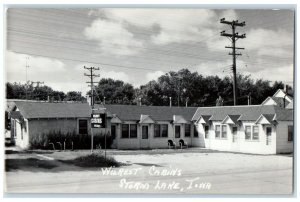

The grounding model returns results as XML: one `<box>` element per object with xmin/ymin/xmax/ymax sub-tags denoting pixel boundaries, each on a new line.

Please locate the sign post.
<box><xmin>91</xmin><ymin>113</ymin><xmax>106</xmax><ymax>155</ymax></box>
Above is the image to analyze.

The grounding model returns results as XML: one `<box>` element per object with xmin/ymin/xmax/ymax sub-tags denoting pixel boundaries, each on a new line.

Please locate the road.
<box><xmin>4</xmin><ymin>152</ymin><xmax>293</xmax><ymax>195</ymax></box>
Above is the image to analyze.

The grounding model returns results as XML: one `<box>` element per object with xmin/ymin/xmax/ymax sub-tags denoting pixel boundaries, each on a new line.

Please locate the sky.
<box><xmin>5</xmin><ymin>8</ymin><xmax>294</xmax><ymax>95</ymax></box>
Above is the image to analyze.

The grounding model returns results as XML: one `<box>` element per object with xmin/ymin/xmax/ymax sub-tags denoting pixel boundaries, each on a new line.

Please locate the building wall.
<box><xmin>115</xmin><ymin>121</ymin><xmax>195</xmax><ymax>149</ymax></box>
<box><xmin>197</xmin><ymin>121</ymin><xmax>277</xmax><ymax>154</ymax></box>
<box><xmin>276</xmin><ymin>121</ymin><xmax>293</xmax><ymax>153</ymax></box>
<box><xmin>12</xmin><ymin>118</ymin><xmax>30</xmax><ymax>149</ymax></box>
<box><xmin>15</xmin><ymin>117</ymin><xmax>111</xmax><ymax>149</ymax></box>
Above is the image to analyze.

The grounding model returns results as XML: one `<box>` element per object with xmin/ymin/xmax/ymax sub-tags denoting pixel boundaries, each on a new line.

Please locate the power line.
<box><xmin>220</xmin><ymin>18</ymin><xmax>246</xmax><ymax>106</ymax></box>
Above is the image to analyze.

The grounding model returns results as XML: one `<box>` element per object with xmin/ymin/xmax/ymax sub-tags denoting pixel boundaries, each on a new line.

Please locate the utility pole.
<box><xmin>84</xmin><ymin>66</ymin><xmax>100</xmax><ymax>154</ymax></box>
<box><xmin>220</xmin><ymin>18</ymin><xmax>246</xmax><ymax>106</ymax></box>
<box><xmin>25</xmin><ymin>57</ymin><xmax>30</xmax><ymax>100</ymax></box>
<box><xmin>84</xmin><ymin>66</ymin><xmax>100</xmax><ymax>108</ymax></box>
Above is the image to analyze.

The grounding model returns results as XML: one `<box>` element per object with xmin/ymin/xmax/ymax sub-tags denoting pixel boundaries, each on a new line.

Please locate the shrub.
<box><xmin>29</xmin><ymin>130</ymin><xmax>113</xmax><ymax>150</ymax></box>
<box><xmin>62</xmin><ymin>153</ymin><xmax>121</xmax><ymax>167</ymax></box>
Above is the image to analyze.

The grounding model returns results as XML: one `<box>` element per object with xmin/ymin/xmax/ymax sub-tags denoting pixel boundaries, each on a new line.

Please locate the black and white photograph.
<box><xmin>3</xmin><ymin>5</ymin><xmax>295</xmax><ymax>196</ymax></box>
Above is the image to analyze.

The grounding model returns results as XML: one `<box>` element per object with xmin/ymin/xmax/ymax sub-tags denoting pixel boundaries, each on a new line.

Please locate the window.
<box><xmin>130</xmin><ymin>124</ymin><xmax>137</xmax><ymax>138</ymax></box>
<box><xmin>154</xmin><ymin>124</ymin><xmax>168</xmax><ymax>138</ymax></box>
<box><xmin>142</xmin><ymin>126</ymin><xmax>148</xmax><ymax>139</ymax></box>
<box><xmin>161</xmin><ymin>124</ymin><xmax>168</xmax><ymax>137</ymax></box>
<box><xmin>175</xmin><ymin>125</ymin><xmax>181</xmax><ymax>138</ymax></box>
<box><xmin>194</xmin><ymin>125</ymin><xmax>199</xmax><ymax>137</ymax></box>
<box><xmin>288</xmin><ymin>125</ymin><xmax>293</xmax><ymax>142</ymax></box>
<box><xmin>253</xmin><ymin>126</ymin><xmax>259</xmax><ymax>140</ymax></box>
<box><xmin>154</xmin><ymin>124</ymin><xmax>160</xmax><ymax>137</ymax></box>
<box><xmin>245</xmin><ymin>126</ymin><xmax>251</xmax><ymax>140</ymax></box>
<box><xmin>111</xmin><ymin>125</ymin><xmax>116</xmax><ymax>139</ymax></box>
<box><xmin>79</xmin><ymin>119</ymin><xmax>88</xmax><ymax>135</ymax></box>
<box><xmin>215</xmin><ymin>125</ymin><xmax>220</xmax><ymax>138</ymax></box>
<box><xmin>122</xmin><ymin>124</ymin><xmax>129</xmax><ymax>138</ymax></box>
<box><xmin>122</xmin><ymin>124</ymin><xmax>137</xmax><ymax>138</ymax></box>
<box><xmin>215</xmin><ymin>125</ymin><xmax>228</xmax><ymax>139</ymax></box>
<box><xmin>245</xmin><ymin>125</ymin><xmax>260</xmax><ymax>141</ymax></box>
<box><xmin>185</xmin><ymin>124</ymin><xmax>191</xmax><ymax>137</ymax></box>
<box><xmin>221</xmin><ymin>125</ymin><xmax>227</xmax><ymax>138</ymax></box>
<box><xmin>204</xmin><ymin>125</ymin><xmax>209</xmax><ymax>139</ymax></box>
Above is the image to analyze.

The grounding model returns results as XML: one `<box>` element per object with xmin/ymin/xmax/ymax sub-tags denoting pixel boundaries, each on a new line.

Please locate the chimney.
<box><xmin>139</xmin><ymin>98</ymin><xmax>142</xmax><ymax>106</ymax></box>
<box><xmin>285</xmin><ymin>85</ymin><xmax>289</xmax><ymax>94</ymax></box>
<box><xmin>169</xmin><ymin>97</ymin><xmax>172</xmax><ymax>107</ymax></box>
<box><xmin>103</xmin><ymin>97</ymin><xmax>106</xmax><ymax>105</ymax></box>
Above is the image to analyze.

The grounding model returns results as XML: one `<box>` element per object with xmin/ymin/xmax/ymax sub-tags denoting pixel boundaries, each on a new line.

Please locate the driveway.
<box><xmin>4</xmin><ymin>149</ymin><xmax>293</xmax><ymax>195</ymax></box>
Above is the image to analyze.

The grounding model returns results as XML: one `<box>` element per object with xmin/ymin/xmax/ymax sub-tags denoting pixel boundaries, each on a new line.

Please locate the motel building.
<box><xmin>8</xmin><ymin>89</ymin><xmax>293</xmax><ymax>155</ymax></box>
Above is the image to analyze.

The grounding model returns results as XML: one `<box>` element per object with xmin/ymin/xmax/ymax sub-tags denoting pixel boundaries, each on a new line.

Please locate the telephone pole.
<box><xmin>84</xmin><ymin>66</ymin><xmax>100</xmax><ymax>109</ymax></box>
<box><xmin>220</xmin><ymin>18</ymin><xmax>246</xmax><ymax>105</ymax></box>
<box><xmin>25</xmin><ymin>57</ymin><xmax>30</xmax><ymax>100</ymax></box>
<box><xmin>84</xmin><ymin>66</ymin><xmax>100</xmax><ymax>154</ymax></box>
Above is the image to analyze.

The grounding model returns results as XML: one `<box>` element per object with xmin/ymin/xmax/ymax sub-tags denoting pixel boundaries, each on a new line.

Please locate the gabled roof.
<box><xmin>13</xmin><ymin>101</ymin><xmax>91</xmax><ymax>119</ymax></box>
<box><xmin>197</xmin><ymin>115</ymin><xmax>211</xmax><ymax>124</ymax></box>
<box><xmin>172</xmin><ymin>115</ymin><xmax>188</xmax><ymax>124</ymax></box>
<box><xmin>139</xmin><ymin>114</ymin><xmax>155</xmax><ymax>124</ymax></box>
<box><xmin>274</xmin><ymin>107</ymin><xmax>293</xmax><ymax>121</ymax></box>
<box><xmin>104</xmin><ymin>104</ymin><xmax>197</xmax><ymax>121</ymax></box>
<box><xmin>273</xmin><ymin>89</ymin><xmax>293</xmax><ymax>102</ymax></box>
<box><xmin>10</xmin><ymin>111</ymin><xmax>22</xmax><ymax>119</ymax></box>
<box><xmin>261</xmin><ymin>96</ymin><xmax>290</xmax><ymax>107</ymax></box>
<box><xmin>222</xmin><ymin>115</ymin><xmax>241</xmax><ymax>125</ymax></box>
<box><xmin>255</xmin><ymin>114</ymin><xmax>275</xmax><ymax>125</ymax></box>
<box><xmin>111</xmin><ymin>114</ymin><xmax>122</xmax><ymax>123</ymax></box>
<box><xmin>192</xmin><ymin>105</ymin><xmax>293</xmax><ymax>122</ymax></box>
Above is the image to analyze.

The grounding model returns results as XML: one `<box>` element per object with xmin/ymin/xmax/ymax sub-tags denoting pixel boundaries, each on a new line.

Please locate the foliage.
<box><xmin>6</xmin><ymin>82</ymin><xmax>84</xmax><ymax>102</ymax></box>
<box><xmin>6</xmin><ymin>68</ymin><xmax>290</xmax><ymax>106</ymax></box>
<box><xmin>90</xmin><ymin>78</ymin><xmax>135</xmax><ymax>104</ymax></box>
<box><xmin>135</xmin><ymin>69</ymin><xmax>288</xmax><ymax>106</ymax></box>
<box><xmin>63</xmin><ymin>153</ymin><xmax>121</xmax><ymax>167</ymax></box>
<box><xmin>29</xmin><ymin>130</ymin><xmax>113</xmax><ymax>150</ymax></box>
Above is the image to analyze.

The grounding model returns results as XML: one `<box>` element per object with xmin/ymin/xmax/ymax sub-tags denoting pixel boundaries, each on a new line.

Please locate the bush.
<box><xmin>29</xmin><ymin>130</ymin><xmax>113</xmax><ymax>150</ymax></box>
<box><xmin>62</xmin><ymin>153</ymin><xmax>121</xmax><ymax>167</ymax></box>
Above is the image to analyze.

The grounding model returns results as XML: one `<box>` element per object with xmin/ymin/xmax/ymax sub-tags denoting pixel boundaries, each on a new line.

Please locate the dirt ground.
<box><xmin>4</xmin><ymin>148</ymin><xmax>294</xmax><ymax>195</ymax></box>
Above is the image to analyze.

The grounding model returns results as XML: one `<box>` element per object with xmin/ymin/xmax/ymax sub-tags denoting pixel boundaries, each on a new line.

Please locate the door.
<box><xmin>266</xmin><ymin>127</ymin><xmax>272</xmax><ymax>145</ymax></box>
<box><xmin>232</xmin><ymin>126</ymin><xmax>238</xmax><ymax>142</ymax></box>
<box><xmin>175</xmin><ymin>125</ymin><xmax>181</xmax><ymax>138</ymax></box>
<box><xmin>111</xmin><ymin>125</ymin><xmax>116</xmax><ymax>140</ymax></box>
<box><xmin>231</xmin><ymin>126</ymin><xmax>239</xmax><ymax>151</ymax></box>
<box><xmin>140</xmin><ymin>125</ymin><xmax>149</xmax><ymax>148</ymax></box>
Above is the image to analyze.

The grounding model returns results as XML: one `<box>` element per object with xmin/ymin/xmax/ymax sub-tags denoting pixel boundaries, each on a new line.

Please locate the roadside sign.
<box><xmin>91</xmin><ymin>113</ymin><xmax>106</xmax><ymax>128</ymax></box>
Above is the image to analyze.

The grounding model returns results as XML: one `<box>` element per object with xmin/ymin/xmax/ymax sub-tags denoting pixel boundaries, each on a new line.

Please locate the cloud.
<box><xmin>101</xmin><ymin>70</ymin><xmax>130</xmax><ymax>83</ymax></box>
<box><xmin>5</xmin><ymin>51</ymin><xmax>66</xmax><ymax>83</ymax></box>
<box><xmin>195</xmin><ymin>60</ymin><xmax>233</xmax><ymax>77</ymax></box>
<box><xmin>244</xmin><ymin>28</ymin><xmax>293</xmax><ymax>56</ymax></box>
<box><xmin>146</xmin><ymin>71</ymin><xmax>164</xmax><ymax>81</ymax></box>
<box><xmin>88</xmin><ymin>9</ymin><xmax>218</xmax><ymax>46</ymax></box>
<box><xmin>84</xmin><ymin>18</ymin><xmax>144</xmax><ymax>55</ymax></box>
<box><xmin>244</xmin><ymin>64</ymin><xmax>293</xmax><ymax>83</ymax></box>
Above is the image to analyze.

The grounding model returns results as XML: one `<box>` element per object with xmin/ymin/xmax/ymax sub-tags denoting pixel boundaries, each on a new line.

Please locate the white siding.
<box><xmin>199</xmin><ymin>121</ymin><xmax>277</xmax><ymax>154</ymax></box>
<box><xmin>276</xmin><ymin>121</ymin><xmax>293</xmax><ymax>153</ymax></box>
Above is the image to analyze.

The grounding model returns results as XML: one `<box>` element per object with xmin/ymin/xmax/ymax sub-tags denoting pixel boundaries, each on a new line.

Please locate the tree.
<box><xmin>65</xmin><ymin>91</ymin><xmax>85</xmax><ymax>101</ymax></box>
<box><xmin>92</xmin><ymin>78</ymin><xmax>135</xmax><ymax>104</ymax></box>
